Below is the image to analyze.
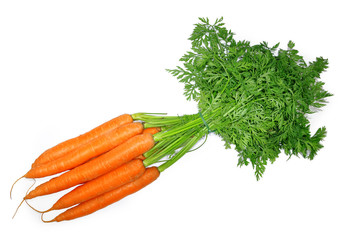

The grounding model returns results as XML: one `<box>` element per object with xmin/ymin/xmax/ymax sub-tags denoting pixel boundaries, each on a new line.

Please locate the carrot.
<box><xmin>135</xmin><ymin>129</ymin><xmax>160</xmax><ymax>160</ymax></box>
<box><xmin>45</xmin><ymin>159</ymin><xmax>145</xmax><ymax>211</ymax></box>
<box><xmin>32</xmin><ymin>114</ymin><xmax>133</xmax><ymax>168</ymax></box>
<box><xmin>43</xmin><ymin>167</ymin><xmax>160</xmax><ymax>222</ymax></box>
<box><xmin>136</xmin><ymin>154</ymin><xmax>146</xmax><ymax>160</ymax></box>
<box><xmin>24</xmin><ymin>122</ymin><xmax>143</xmax><ymax>179</ymax></box>
<box><xmin>143</xmin><ymin>127</ymin><xmax>161</xmax><ymax>135</ymax></box>
<box><xmin>133</xmin><ymin>127</ymin><xmax>162</xmax><ymax>162</ymax></box>
<box><xmin>25</xmin><ymin>133</ymin><xmax>155</xmax><ymax>199</ymax></box>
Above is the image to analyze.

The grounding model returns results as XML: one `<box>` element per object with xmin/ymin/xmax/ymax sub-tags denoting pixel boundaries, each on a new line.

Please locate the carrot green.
<box><xmin>133</xmin><ymin>17</ymin><xmax>331</xmax><ymax>179</ymax></box>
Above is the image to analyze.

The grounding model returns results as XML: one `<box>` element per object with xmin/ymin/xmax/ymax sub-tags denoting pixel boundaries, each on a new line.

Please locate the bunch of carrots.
<box><xmin>11</xmin><ymin>114</ymin><xmax>163</xmax><ymax>222</ymax></box>
<box><xmin>11</xmin><ymin>17</ymin><xmax>331</xmax><ymax>223</ymax></box>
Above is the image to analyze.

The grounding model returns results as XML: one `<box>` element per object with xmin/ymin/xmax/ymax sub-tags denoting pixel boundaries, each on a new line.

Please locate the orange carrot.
<box><xmin>136</xmin><ymin>154</ymin><xmax>146</xmax><ymax>160</ymax></box>
<box><xmin>45</xmin><ymin>159</ymin><xmax>145</xmax><ymax>211</ymax></box>
<box><xmin>43</xmin><ymin>167</ymin><xmax>160</xmax><ymax>222</ymax></box>
<box><xmin>32</xmin><ymin>114</ymin><xmax>133</xmax><ymax>168</ymax></box>
<box><xmin>24</xmin><ymin>122</ymin><xmax>143</xmax><ymax>178</ymax></box>
<box><xmin>143</xmin><ymin>127</ymin><xmax>161</xmax><ymax>135</ymax></box>
<box><xmin>25</xmin><ymin>133</ymin><xmax>155</xmax><ymax>199</ymax></box>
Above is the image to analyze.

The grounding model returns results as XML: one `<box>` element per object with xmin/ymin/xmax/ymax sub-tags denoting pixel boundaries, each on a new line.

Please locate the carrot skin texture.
<box><xmin>32</xmin><ymin>114</ymin><xmax>133</xmax><ymax>168</ymax></box>
<box><xmin>51</xmin><ymin>167</ymin><xmax>160</xmax><ymax>222</ymax></box>
<box><xmin>25</xmin><ymin>133</ymin><xmax>155</xmax><ymax>199</ymax></box>
<box><xmin>51</xmin><ymin>159</ymin><xmax>145</xmax><ymax>211</ymax></box>
<box><xmin>143</xmin><ymin>127</ymin><xmax>161</xmax><ymax>135</ymax></box>
<box><xmin>24</xmin><ymin>122</ymin><xmax>143</xmax><ymax>178</ymax></box>
<box><xmin>136</xmin><ymin>154</ymin><xmax>146</xmax><ymax>160</ymax></box>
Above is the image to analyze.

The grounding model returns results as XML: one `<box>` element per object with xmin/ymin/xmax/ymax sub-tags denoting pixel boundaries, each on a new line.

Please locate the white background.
<box><xmin>1</xmin><ymin>0</ymin><xmax>345</xmax><ymax>239</ymax></box>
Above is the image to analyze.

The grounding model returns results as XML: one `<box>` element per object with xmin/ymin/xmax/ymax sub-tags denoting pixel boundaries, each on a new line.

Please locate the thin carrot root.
<box><xmin>12</xmin><ymin>178</ymin><xmax>36</xmax><ymax>219</ymax></box>
<box><xmin>12</xmin><ymin>199</ymin><xmax>24</xmax><ymax>219</ymax></box>
<box><xmin>41</xmin><ymin>213</ymin><xmax>55</xmax><ymax>223</ymax></box>
<box><xmin>10</xmin><ymin>176</ymin><xmax>24</xmax><ymax>199</ymax></box>
<box><xmin>25</xmin><ymin>200</ymin><xmax>50</xmax><ymax>214</ymax></box>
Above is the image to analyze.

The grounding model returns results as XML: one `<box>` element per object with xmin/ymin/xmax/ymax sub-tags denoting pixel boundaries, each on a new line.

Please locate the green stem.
<box><xmin>158</xmin><ymin>133</ymin><xmax>205</xmax><ymax>172</ymax></box>
<box><xmin>143</xmin><ymin>134</ymin><xmax>179</xmax><ymax>159</ymax></box>
<box><xmin>143</xmin><ymin>128</ymin><xmax>197</xmax><ymax>167</ymax></box>
<box><xmin>134</xmin><ymin>111</ymin><xmax>217</xmax><ymax>172</ymax></box>
<box><xmin>132</xmin><ymin>112</ymin><xmax>181</xmax><ymax>123</ymax></box>
<box><xmin>153</xmin><ymin>115</ymin><xmax>201</xmax><ymax>141</ymax></box>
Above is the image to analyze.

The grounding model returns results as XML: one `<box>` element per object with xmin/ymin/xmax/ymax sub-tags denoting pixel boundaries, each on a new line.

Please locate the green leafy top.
<box><xmin>168</xmin><ymin>17</ymin><xmax>331</xmax><ymax>179</ymax></box>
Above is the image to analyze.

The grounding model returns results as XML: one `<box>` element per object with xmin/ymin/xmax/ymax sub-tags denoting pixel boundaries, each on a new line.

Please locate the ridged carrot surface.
<box><xmin>32</xmin><ymin>114</ymin><xmax>133</xmax><ymax>168</ymax></box>
<box><xmin>143</xmin><ymin>127</ymin><xmax>161</xmax><ymax>135</ymax></box>
<box><xmin>25</xmin><ymin>133</ymin><xmax>155</xmax><ymax>199</ymax></box>
<box><xmin>24</xmin><ymin>122</ymin><xmax>143</xmax><ymax>178</ymax></box>
<box><xmin>48</xmin><ymin>159</ymin><xmax>145</xmax><ymax>211</ymax></box>
<box><xmin>44</xmin><ymin>167</ymin><xmax>160</xmax><ymax>222</ymax></box>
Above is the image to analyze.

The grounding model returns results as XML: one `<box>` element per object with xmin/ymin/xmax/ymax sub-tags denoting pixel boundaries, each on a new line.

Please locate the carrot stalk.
<box><xmin>42</xmin><ymin>167</ymin><xmax>160</xmax><ymax>222</ymax></box>
<box><xmin>24</xmin><ymin>133</ymin><xmax>155</xmax><ymax>200</ymax></box>
<box><xmin>32</xmin><ymin>114</ymin><xmax>133</xmax><ymax>168</ymax></box>
<box><xmin>24</xmin><ymin>122</ymin><xmax>143</xmax><ymax>178</ymax></box>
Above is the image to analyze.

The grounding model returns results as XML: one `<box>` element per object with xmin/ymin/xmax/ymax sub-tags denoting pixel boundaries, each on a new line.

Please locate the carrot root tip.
<box><xmin>10</xmin><ymin>176</ymin><xmax>24</xmax><ymax>199</ymax></box>
<box><xmin>41</xmin><ymin>213</ymin><xmax>56</xmax><ymax>223</ymax></box>
<box><xmin>25</xmin><ymin>200</ymin><xmax>50</xmax><ymax>214</ymax></box>
<box><xmin>12</xmin><ymin>178</ymin><xmax>36</xmax><ymax>219</ymax></box>
<box><xmin>12</xmin><ymin>199</ymin><xmax>24</xmax><ymax>219</ymax></box>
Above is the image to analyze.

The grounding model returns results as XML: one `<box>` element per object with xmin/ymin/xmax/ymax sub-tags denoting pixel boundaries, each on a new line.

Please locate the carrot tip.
<box><xmin>22</xmin><ymin>178</ymin><xmax>36</xmax><ymax>199</ymax></box>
